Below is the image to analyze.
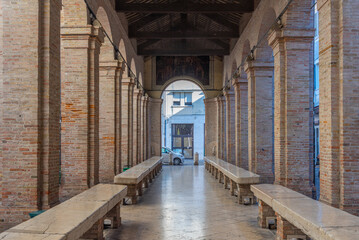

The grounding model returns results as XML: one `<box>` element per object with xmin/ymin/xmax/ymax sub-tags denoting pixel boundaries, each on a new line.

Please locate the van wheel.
<box><xmin>173</xmin><ymin>158</ymin><xmax>181</xmax><ymax>165</ymax></box>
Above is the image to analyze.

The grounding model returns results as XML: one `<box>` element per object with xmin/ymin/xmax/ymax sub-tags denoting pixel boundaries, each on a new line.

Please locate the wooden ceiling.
<box><xmin>115</xmin><ymin>0</ymin><xmax>254</xmax><ymax>56</ymax></box>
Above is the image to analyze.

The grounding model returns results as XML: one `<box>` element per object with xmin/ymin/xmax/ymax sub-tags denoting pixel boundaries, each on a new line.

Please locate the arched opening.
<box><xmin>161</xmin><ymin>80</ymin><xmax>206</xmax><ymax>163</ymax></box>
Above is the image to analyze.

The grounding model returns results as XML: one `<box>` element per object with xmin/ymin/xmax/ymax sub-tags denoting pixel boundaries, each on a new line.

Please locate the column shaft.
<box><xmin>245</xmin><ymin>61</ymin><xmax>274</xmax><ymax>183</ymax></box>
<box><xmin>268</xmin><ymin>27</ymin><xmax>314</xmax><ymax>196</ymax></box>
<box><xmin>233</xmin><ymin>78</ymin><xmax>248</xmax><ymax>169</ymax></box>
<box><xmin>224</xmin><ymin>90</ymin><xmax>236</xmax><ymax>164</ymax></box>
<box><xmin>60</xmin><ymin>23</ymin><xmax>104</xmax><ymax>200</ymax></box>
<box><xmin>204</xmin><ymin>98</ymin><xmax>218</xmax><ymax>157</ymax></box>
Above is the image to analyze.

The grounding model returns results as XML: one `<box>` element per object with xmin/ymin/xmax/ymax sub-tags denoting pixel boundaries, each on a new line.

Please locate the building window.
<box><xmin>173</xmin><ymin>92</ymin><xmax>181</xmax><ymax>106</ymax></box>
<box><xmin>184</xmin><ymin>92</ymin><xmax>192</xmax><ymax>106</ymax></box>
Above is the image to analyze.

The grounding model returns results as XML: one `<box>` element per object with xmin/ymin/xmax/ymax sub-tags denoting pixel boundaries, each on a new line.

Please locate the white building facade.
<box><xmin>161</xmin><ymin>80</ymin><xmax>205</xmax><ymax>159</ymax></box>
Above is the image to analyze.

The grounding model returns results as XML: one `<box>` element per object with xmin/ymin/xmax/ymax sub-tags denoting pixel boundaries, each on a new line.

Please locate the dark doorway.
<box><xmin>172</xmin><ymin>124</ymin><xmax>194</xmax><ymax>159</ymax></box>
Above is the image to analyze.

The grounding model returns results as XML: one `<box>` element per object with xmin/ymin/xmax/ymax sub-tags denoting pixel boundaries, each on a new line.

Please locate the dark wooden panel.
<box><xmin>138</xmin><ymin>48</ymin><xmax>229</xmax><ymax>56</ymax></box>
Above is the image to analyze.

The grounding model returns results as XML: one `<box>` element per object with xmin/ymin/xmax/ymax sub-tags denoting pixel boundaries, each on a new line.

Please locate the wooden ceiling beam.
<box><xmin>128</xmin><ymin>14</ymin><xmax>167</xmax><ymax>33</ymax></box>
<box><xmin>138</xmin><ymin>48</ymin><xmax>230</xmax><ymax>56</ymax></box>
<box><xmin>130</xmin><ymin>30</ymin><xmax>239</xmax><ymax>39</ymax></box>
<box><xmin>202</xmin><ymin>14</ymin><xmax>239</xmax><ymax>31</ymax></box>
<box><xmin>116</xmin><ymin>1</ymin><xmax>254</xmax><ymax>13</ymax></box>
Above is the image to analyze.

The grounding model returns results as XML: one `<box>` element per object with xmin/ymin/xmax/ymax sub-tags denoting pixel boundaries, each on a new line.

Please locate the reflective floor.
<box><xmin>105</xmin><ymin>161</ymin><xmax>275</xmax><ymax>240</ymax></box>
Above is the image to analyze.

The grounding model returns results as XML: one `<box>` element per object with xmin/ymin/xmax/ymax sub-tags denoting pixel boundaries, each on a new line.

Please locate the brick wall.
<box><xmin>0</xmin><ymin>0</ymin><xmax>61</xmax><ymax>231</ymax></box>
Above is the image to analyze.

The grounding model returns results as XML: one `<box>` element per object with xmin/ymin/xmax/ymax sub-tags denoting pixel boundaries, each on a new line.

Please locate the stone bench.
<box><xmin>0</xmin><ymin>184</ymin><xmax>127</xmax><ymax>240</ymax></box>
<box><xmin>114</xmin><ymin>156</ymin><xmax>162</xmax><ymax>204</ymax></box>
<box><xmin>204</xmin><ymin>156</ymin><xmax>260</xmax><ymax>204</ymax></box>
<box><xmin>251</xmin><ymin>184</ymin><xmax>359</xmax><ymax>240</ymax></box>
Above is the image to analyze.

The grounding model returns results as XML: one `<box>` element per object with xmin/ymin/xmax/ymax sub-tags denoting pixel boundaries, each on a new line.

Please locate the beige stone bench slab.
<box><xmin>7</xmin><ymin>184</ymin><xmax>127</xmax><ymax>240</ymax></box>
<box><xmin>114</xmin><ymin>169</ymin><xmax>149</xmax><ymax>185</ymax></box>
<box><xmin>0</xmin><ymin>232</ymin><xmax>65</xmax><ymax>240</ymax></box>
<box><xmin>251</xmin><ymin>184</ymin><xmax>359</xmax><ymax>240</ymax></box>
<box><xmin>251</xmin><ymin>184</ymin><xmax>307</xmax><ymax>207</ymax></box>
<box><xmin>204</xmin><ymin>156</ymin><xmax>260</xmax><ymax>184</ymax></box>
<box><xmin>273</xmin><ymin>197</ymin><xmax>359</xmax><ymax>240</ymax></box>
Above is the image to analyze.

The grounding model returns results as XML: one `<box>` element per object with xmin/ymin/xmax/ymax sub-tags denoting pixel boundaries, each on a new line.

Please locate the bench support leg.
<box><xmin>80</xmin><ymin>217</ymin><xmax>104</xmax><ymax>240</ymax></box>
<box><xmin>258</xmin><ymin>200</ymin><xmax>276</xmax><ymax>228</ymax></box>
<box><xmin>224</xmin><ymin>176</ymin><xmax>229</xmax><ymax>189</ymax></box>
<box><xmin>218</xmin><ymin>171</ymin><xmax>223</xmax><ymax>183</ymax></box>
<box><xmin>230</xmin><ymin>180</ymin><xmax>235</xmax><ymax>196</ymax></box>
<box><xmin>128</xmin><ymin>184</ymin><xmax>138</xmax><ymax>204</ymax></box>
<box><xmin>138</xmin><ymin>181</ymin><xmax>143</xmax><ymax>196</ymax></box>
<box><xmin>215</xmin><ymin>168</ymin><xmax>219</xmax><ymax>179</ymax></box>
<box><xmin>106</xmin><ymin>203</ymin><xmax>121</xmax><ymax>229</ymax></box>
<box><xmin>276</xmin><ymin>214</ymin><xmax>308</xmax><ymax>240</ymax></box>
<box><xmin>144</xmin><ymin>176</ymin><xmax>149</xmax><ymax>188</ymax></box>
<box><xmin>237</xmin><ymin>184</ymin><xmax>255</xmax><ymax>205</ymax></box>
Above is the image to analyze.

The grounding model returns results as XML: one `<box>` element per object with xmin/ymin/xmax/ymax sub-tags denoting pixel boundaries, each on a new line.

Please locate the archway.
<box><xmin>161</xmin><ymin>80</ymin><xmax>206</xmax><ymax>162</ymax></box>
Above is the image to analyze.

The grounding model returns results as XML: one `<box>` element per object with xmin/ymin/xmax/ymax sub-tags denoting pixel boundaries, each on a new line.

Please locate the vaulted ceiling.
<box><xmin>115</xmin><ymin>0</ymin><xmax>255</xmax><ymax>56</ymax></box>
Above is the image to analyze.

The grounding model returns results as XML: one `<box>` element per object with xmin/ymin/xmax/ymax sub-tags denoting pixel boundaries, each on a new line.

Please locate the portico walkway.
<box><xmin>105</xmin><ymin>161</ymin><xmax>275</xmax><ymax>240</ymax></box>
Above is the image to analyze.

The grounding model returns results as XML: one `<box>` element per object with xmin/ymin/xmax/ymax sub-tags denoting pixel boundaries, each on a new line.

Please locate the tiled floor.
<box><xmin>105</xmin><ymin>161</ymin><xmax>275</xmax><ymax>240</ymax></box>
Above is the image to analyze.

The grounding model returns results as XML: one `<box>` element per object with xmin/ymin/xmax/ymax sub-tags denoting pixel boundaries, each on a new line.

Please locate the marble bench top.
<box><xmin>204</xmin><ymin>156</ymin><xmax>260</xmax><ymax>184</ymax></box>
<box><xmin>6</xmin><ymin>184</ymin><xmax>127</xmax><ymax>240</ymax></box>
<box><xmin>0</xmin><ymin>232</ymin><xmax>65</xmax><ymax>240</ymax></box>
<box><xmin>251</xmin><ymin>184</ymin><xmax>359</xmax><ymax>240</ymax></box>
<box><xmin>114</xmin><ymin>156</ymin><xmax>163</xmax><ymax>185</ymax></box>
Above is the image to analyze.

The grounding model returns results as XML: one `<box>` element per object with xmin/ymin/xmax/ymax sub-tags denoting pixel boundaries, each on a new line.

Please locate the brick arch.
<box><xmin>254</xmin><ymin>7</ymin><xmax>276</xmax><ymax>62</ymax></box>
<box><xmin>138</xmin><ymin>72</ymin><xmax>143</xmax><ymax>86</ymax></box>
<box><xmin>97</xmin><ymin>7</ymin><xmax>115</xmax><ymax>62</ymax></box>
<box><xmin>240</xmin><ymin>39</ymin><xmax>251</xmax><ymax>77</ymax></box>
<box><xmin>130</xmin><ymin>58</ymin><xmax>137</xmax><ymax>77</ymax></box>
<box><xmin>160</xmin><ymin>76</ymin><xmax>207</xmax><ymax>99</ymax></box>
<box><xmin>61</xmin><ymin>0</ymin><xmax>90</xmax><ymax>26</ymax></box>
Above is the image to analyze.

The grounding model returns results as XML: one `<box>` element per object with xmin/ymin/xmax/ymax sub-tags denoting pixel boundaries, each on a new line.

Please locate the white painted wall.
<box><xmin>161</xmin><ymin>80</ymin><xmax>205</xmax><ymax>159</ymax></box>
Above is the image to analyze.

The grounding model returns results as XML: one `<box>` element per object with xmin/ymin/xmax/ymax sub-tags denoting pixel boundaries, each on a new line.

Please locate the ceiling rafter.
<box><xmin>116</xmin><ymin>1</ymin><xmax>254</xmax><ymax>13</ymax></box>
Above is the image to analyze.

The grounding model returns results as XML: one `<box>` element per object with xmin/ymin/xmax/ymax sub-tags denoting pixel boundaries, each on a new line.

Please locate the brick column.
<box><xmin>204</xmin><ymin>98</ymin><xmax>218</xmax><ymax>157</ymax></box>
<box><xmin>149</xmin><ymin>98</ymin><xmax>163</xmax><ymax>157</ymax></box>
<box><xmin>318</xmin><ymin>0</ymin><xmax>359</xmax><ymax>215</ymax></box>
<box><xmin>60</xmin><ymin>21</ymin><xmax>104</xmax><ymax>200</ymax></box>
<box><xmin>115</xmin><ymin>59</ymin><xmax>124</xmax><ymax>174</ymax></box>
<box><xmin>121</xmin><ymin>77</ymin><xmax>134</xmax><ymax>170</ymax></box>
<box><xmin>0</xmin><ymin>0</ymin><xmax>62</xmax><ymax>230</ymax></box>
<box><xmin>245</xmin><ymin>60</ymin><xmax>274</xmax><ymax>183</ymax></box>
<box><xmin>224</xmin><ymin>90</ymin><xmax>236</xmax><ymax>164</ymax></box>
<box><xmin>99</xmin><ymin>58</ymin><xmax>123</xmax><ymax>183</ymax></box>
<box><xmin>132</xmin><ymin>88</ymin><xmax>140</xmax><ymax>166</ymax></box>
<box><xmin>268</xmin><ymin>27</ymin><xmax>314</xmax><ymax>196</ymax></box>
<box><xmin>140</xmin><ymin>94</ymin><xmax>147</xmax><ymax>162</ymax></box>
<box><xmin>232</xmin><ymin>77</ymin><xmax>248</xmax><ymax>169</ymax></box>
<box><xmin>142</xmin><ymin>95</ymin><xmax>149</xmax><ymax>160</ymax></box>
<box><xmin>216</xmin><ymin>97</ymin><xmax>223</xmax><ymax>159</ymax></box>
<box><xmin>146</xmin><ymin>98</ymin><xmax>152</xmax><ymax>159</ymax></box>
<box><xmin>137</xmin><ymin>91</ymin><xmax>142</xmax><ymax>163</ymax></box>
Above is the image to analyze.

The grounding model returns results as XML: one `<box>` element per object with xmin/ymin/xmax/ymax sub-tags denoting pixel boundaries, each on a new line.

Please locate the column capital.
<box><xmin>99</xmin><ymin>59</ymin><xmax>124</xmax><ymax>70</ymax></box>
<box><xmin>223</xmin><ymin>89</ymin><xmax>235</xmax><ymax>97</ymax></box>
<box><xmin>122</xmin><ymin>77</ymin><xmax>135</xmax><ymax>85</ymax></box>
<box><xmin>149</xmin><ymin>97</ymin><xmax>163</xmax><ymax>104</ymax></box>
<box><xmin>268</xmin><ymin>27</ymin><xmax>315</xmax><ymax>49</ymax></box>
<box><xmin>232</xmin><ymin>77</ymin><xmax>248</xmax><ymax>86</ymax></box>
<box><xmin>61</xmin><ymin>24</ymin><xmax>104</xmax><ymax>44</ymax></box>
<box><xmin>244</xmin><ymin>60</ymin><xmax>274</xmax><ymax>74</ymax></box>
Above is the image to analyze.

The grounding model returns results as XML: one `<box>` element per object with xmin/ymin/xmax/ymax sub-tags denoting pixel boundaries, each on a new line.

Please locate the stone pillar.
<box><xmin>0</xmin><ymin>0</ymin><xmax>62</xmax><ymax>230</ymax></box>
<box><xmin>146</xmin><ymin>98</ymin><xmax>152</xmax><ymax>159</ymax></box>
<box><xmin>137</xmin><ymin>91</ymin><xmax>143</xmax><ymax>163</ymax></box>
<box><xmin>149</xmin><ymin>98</ymin><xmax>163</xmax><ymax>156</ymax></box>
<box><xmin>232</xmin><ymin>77</ymin><xmax>248</xmax><ymax>169</ymax></box>
<box><xmin>245</xmin><ymin>60</ymin><xmax>274</xmax><ymax>183</ymax></box>
<box><xmin>216</xmin><ymin>97</ymin><xmax>223</xmax><ymax>159</ymax></box>
<box><xmin>204</xmin><ymin>98</ymin><xmax>218</xmax><ymax>157</ymax></box>
<box><xmin>142</xmin><ymin>95</ymin><xmax>149</xmax><ymax>160</ymax></box>
<box><xmin>132</xmin><ymin>88</ymin><xmax>140</xmax><ymax>166</ymax></box>
<box><xmin>121</xmin><ymin>77</ymin><xmax>135</xmax><ymax>170</ymax></box>
<box><xmin>60</xmin><ymin>21</ymin><xmax>104</xmax><ymax>200</ymax></box>
<box><xmin>99</xmin><ymin>58</ymin><xmax>123</xmax><ymax>183</ymax></box>
<box><xmin>318</xmin><ymin>0</ymin><xmax>359</xmax><ymax>215</ymax></box>
<box><xmin>224</xmin><ymin>90</ymin><xmax>236</xmax><ymax>165</ymax></box>
<box><xmin>268</xmin><ymin>26</ymin><xmax>314</xmax><ymax>196</ymax></box>
<box><xmin>115</xmin><ymin>59</ymin><xmax>124</xmax><ymax>174</ymax></box>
